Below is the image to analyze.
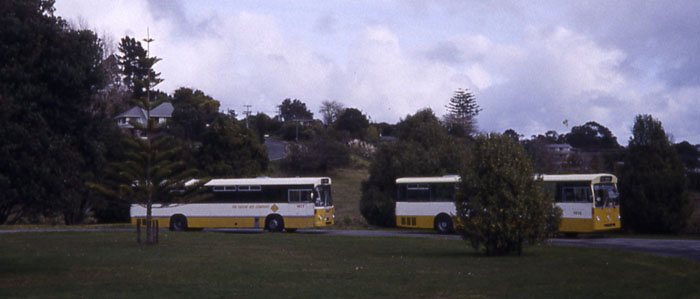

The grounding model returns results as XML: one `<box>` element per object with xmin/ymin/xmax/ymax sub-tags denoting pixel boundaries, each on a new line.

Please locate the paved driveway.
<box><xmin>263</xmin><ymin>138</ymin><xmax>287</xmax><ymax>161</ymax></box>
<box><xmin>548</xmin><ymin>237</ymin><xmax>700</xmax><ymax>261</ymax></box>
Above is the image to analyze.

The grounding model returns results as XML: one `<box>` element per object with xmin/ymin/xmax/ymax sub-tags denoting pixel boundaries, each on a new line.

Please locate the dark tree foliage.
<box><xmin>168</xmin><ymin>87</ymin><xmax>220</xmax><ymax>142</ymax></box>
<box><xmin>278</xmin><ymin>98</ymin><xmax>313</xmax><ymax>122</ymax></box>
<box><xmin>456</xmin><ymin>133</ymin><xmax>561</xmax><ymax>256</ymax></box>
<box><xmin>117</xmin><ymin>36</ymin><xmax>161</xmax><ymax>100</ymax></box>
<box><xmin>360</xmin><ymin>109</ymin><xmax>465</xmax><ymax>226</ymax></box>
<box><xmin>248</xmin><ymin>112</ymin><xmax>282</xmax><ymax>142</ymax></box>
<box><xmin>197</xmin><ymin>115</ymin><xmax>268</xmax><ymax>177</ymax></box>
<box><xmin>278</xmin><ymin>119</ymin><xmax>323</xmax><ymax>142</ymax></box>
<box><xmin>319</xmin><ymin>100</ymin><xmax>344</xmax><ymax>125</ymax></box>
<box><xmin>619</xmin><ymin>114</ymin><xmax>690</xmax><ymax>233</ymax></box>
<box><xmin>0</xmin><ymin>0</ymin><xmax>114</xmax><ymax>224</ymax></box>
<box><xmin>521</xmin><ymin>131</ymin><xmax>570</xmax><ymax>174</ymax></box>
<box><xmin>674</xmin><ymin>141</ymin><xmax>700</xmax><ymax>191</ymax></box>
<box><xmin>334</xmin><ymin>108</ymin><xmax>370</xmax><ymax>140</ymax></box>
<box><xmin>281</xmin><ymin>132</ymin><xmax>350</xmax><ymax>174</ymax></box>
<box><xmin>564</xmin><ymin>121</ymin><xmax>620</xmax><ymax>149</ymax></box>
<box><xmin>503</xmin><ymin>129</ymin><xmax>522</xmax><ymax>142</ymax></box>
<box><xmin>374</xmin><ymin>122</ymin><xmax>396</xmax><ymax>137</ymax></box>
<box><xmin>521</xmin><ymin>138</ymin><xmax>556</xmax><ymax>174</ymax></box>
<box><xmin>93</xmin><ymin>54</ymin><xmax>130</xmax><ymax>118</ymax></box>
<box><xmin>674</xmin><ymin>141</ymin><xmax>700</xmax><ymax>171</ymax></box>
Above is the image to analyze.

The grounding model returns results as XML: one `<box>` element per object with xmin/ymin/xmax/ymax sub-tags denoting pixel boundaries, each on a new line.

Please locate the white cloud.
<box><xmin>54</xmin><ymin>1</ymin><xmax>700</xmax><ymax>143</ymax></box>
<box><xmin>464</xmin><ymin>26</ymin><xmax>631</xmax><ymax>140</ymax></box>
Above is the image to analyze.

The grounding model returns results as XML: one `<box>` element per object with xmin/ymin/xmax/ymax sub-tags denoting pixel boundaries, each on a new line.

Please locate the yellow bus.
<box><xmin>394</xmin><ymin>175</ymin><xmax>460</xmax><ymax>234</ymax></box>
<box><xmin>538</xmin><ymin>173</ymin><xmax>621</xmax><ymax>234</ymax></box>
<box><xmin>130</xmin><ymin>177</ymin><xmax>335</xmax><ymax>232</ymax></box>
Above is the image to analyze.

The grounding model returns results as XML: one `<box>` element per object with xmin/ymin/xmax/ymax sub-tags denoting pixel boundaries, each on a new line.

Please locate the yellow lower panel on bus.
<box><xmin>132</xmin><ymin>216</ymin><xmax>316</xmax><ymax>229</ymax></box>
<box><xmin>592</xmin><ymin>207</ymin><xmax>621</xmax><ymax>231</ymax></box>
<box><xmin>396</xmin><ymin>216</ymin><xmax>435</xmax><ymax>229</ymax></box>
<box><xmin>188</xmin><ymin>217</ymin><xmax>260</xmax><ymax>228</ymax></box>
<box><xmin>314</xmin><ymin>208</ymin><xmax>335</xmax><ymax>227</ymax></box>
<box><xmin>284</xmin><ymin>217</ymin><xmax>315</xmax><ymax>229</ymax></box>
<box><xmin>131</xmin><ymin>217</ymin><xmax>170</xmax><ymax>227</ymax></box>
<box><xmin>559</xmin><ymin>218</ymin><xmax>595</xmax><ymax>233</ymax></box>
<box><xmin>132</xmin><ymin>217</ymin><xmax>260</xmax><ymax>228</ymax></box>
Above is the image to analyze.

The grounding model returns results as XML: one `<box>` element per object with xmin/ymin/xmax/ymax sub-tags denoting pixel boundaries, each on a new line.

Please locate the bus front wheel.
<box><xmin>170</xmin><ymin>214</ymin><xmax>188</xmax><ymax>231</ymax></box>
<box><xmin>266</xmin><ymin>215</ymin><xmax>284</xmax><ymax>232</ymax></box>
<box><xmin>435</xmin><ymin>214</ymin><xmax>453</xmax><ymax>234</ymax></box>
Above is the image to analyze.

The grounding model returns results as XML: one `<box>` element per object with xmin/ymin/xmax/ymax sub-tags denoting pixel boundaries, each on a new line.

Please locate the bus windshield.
<box><xmin>594</xmin><ymin>184</ymin><xmax>619</xmax><ymax>208</ymax></box>
<box><xmin>314</xmin><ymin>185</ymin><xmax>332</xmax><ymax>207</ymax></box>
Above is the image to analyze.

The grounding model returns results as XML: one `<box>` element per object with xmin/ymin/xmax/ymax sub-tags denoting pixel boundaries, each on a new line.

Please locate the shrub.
<box><xmin>456</xmin><ymin>133</ymin><xmax>560</xmax><ymax>256</ymax></box>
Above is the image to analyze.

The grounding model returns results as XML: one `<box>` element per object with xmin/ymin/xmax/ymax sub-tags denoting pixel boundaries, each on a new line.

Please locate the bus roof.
<box><xmin>205</xmin><ymin>177</ymin><xmax>331</xmax><ymax>186</ymax></box>
<box><xmin>536</xmin><ymin>173</ymin><xmax>617</xmax><ymax>184</ymax></box>
<box><xmin>396</xmin><ymin>175</ymin><xmax>461</xmax><ymax>184</ymax></box>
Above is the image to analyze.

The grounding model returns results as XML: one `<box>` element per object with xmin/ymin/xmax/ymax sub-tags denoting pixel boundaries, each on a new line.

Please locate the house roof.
<box><xmin>114</xmin><ymin>102</ymin><xmax>173</xmax><ymax>119</ymax></box>
<box><xmin>150</xmin><ymin>102</ymin><xmax>173</xmax><ymax>118</ymax></box>
<box><xmin>115</xmin><ymin>106</ymin><xmax>146</xmax><ymax>119</ymax></box>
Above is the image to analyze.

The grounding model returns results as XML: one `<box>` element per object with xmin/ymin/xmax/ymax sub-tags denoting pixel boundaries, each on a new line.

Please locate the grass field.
<box><xmin>270</xmin><ymin>157</ymin><xmax>371</xmax><ymax>229</ymax></box>
<box><xmin>329</xmin><ymin>167</ymin><xmax>370</xmax><ymax>229</ymax></box>
<box><xmin>1</xmin><ymin>231</ymin><xmax>699</xmax><ymax>298</ymax></box>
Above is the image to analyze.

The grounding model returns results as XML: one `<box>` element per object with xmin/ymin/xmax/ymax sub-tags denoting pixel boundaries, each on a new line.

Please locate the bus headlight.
<box><xmin>596</xmin><ymin>216</ymin><xmax>600</xmax><ymax>221</ymax></box>
<box><xmin>618</xmin><ymin>214</ymin><xmax>621</xmax><ymax>219</ymax></box>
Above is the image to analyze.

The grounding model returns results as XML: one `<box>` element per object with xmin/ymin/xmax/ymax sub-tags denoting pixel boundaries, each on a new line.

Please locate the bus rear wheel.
<box><xmin>266</xmin><ymin>215</ymin><xmax>284</xmax><ymax>232</ymax></box>
<box><xmin>170</xmin><ymin>214</ymin><xmax>188</xmax><ymax>231</ymax></box>
<box><xmin>435</xmin><ymin>214</ymin><xmax>453</xmax><ymax>234</ymax></box>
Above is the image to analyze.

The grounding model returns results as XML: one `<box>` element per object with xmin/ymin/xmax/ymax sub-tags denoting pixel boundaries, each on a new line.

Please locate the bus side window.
<box><xmin>431</xmin><ymin>183</ymin><xmax>455</xmax><ymax>202</ymax></box>
<box><xmin>288</xmin><ymin>189</ymin><xmax>313</xmax><ymax>203</ymax></box>
<box><xmin>562</xmin><ymin>187</ymin><xmax>575</xmax><ymax>202</ymax></box>
<box><xmin>397</xmin><ymin>185</ymin><xmax>407</xmax><ymax>201</ymax></box>
<box><xmin>562</xmin><ymin>186</ymin><xmax>592</xmax><ymax>203</ymax></box>
<box><xmin>406</xmin><ymin>184</ymin><xmax>430</xmax><ymax>201</ymax></box>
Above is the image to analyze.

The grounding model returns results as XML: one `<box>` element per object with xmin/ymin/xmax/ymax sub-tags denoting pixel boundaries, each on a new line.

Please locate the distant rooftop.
<box><xmin>150</xmin><ymin>102</ymin><xmax>173</xmax><ymax>118</ymax></box>
<box><xmin>115</xmin><ymin>102</ymin><xmax>173</xmax><ymax>119</ymax></box>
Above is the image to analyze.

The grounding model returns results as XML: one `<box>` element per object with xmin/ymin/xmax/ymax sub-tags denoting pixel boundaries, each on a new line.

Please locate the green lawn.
<box><xmin>1</xmin><ymin>232</ymin><xmax>699</xmax><ymax>298</ymax></box>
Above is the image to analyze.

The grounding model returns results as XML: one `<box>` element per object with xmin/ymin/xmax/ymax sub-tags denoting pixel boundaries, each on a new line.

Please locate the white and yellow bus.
<box><xmin>130</xmin><ymin>177</ymin><xmax>335</xmax><ymax>232</ymax></box>
<box><xmin>395</xmin><ymin>175</ymin><xmax>460</xmax><ymax>234</ymax></box>
<box><xmin>538</xmin><ymin>173</ymin><xmax>621</xmax><ymax>234</ymax></box>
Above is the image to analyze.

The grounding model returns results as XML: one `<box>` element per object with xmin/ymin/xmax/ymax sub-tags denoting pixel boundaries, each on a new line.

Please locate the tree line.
<box><xmin>2</xmin><ymin>0</ymin><xmax>697</xmax><ymax>251</ymax></box>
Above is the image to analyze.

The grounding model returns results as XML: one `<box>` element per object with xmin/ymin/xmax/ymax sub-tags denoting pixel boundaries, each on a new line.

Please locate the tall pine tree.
<box><xmin>91</xmin><ymin>32</ymin><xmax>200</xmax><ymax>244</ymax></box>
<box><xmin>444</xmin><ymin>88</ymin><xmax>481</xmax><ymax>137</ymax></box>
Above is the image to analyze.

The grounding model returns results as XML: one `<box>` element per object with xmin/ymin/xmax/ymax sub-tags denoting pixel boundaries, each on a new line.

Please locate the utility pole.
<box><xmin>244</xmin><ymin>104</ymin><xmax>252</xmax><ymax>128</ymax></box>
<box><xmin>142</xmin><ymin>27</ymin><xmax>155</xmax><ymax>244</ymax></box>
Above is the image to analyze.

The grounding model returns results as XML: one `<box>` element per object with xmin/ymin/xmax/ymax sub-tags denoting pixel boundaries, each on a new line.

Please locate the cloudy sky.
<box><xmin>56</xmin><ymin>0</ymin><xmax>700</xmax><ymax>144</ymax></box>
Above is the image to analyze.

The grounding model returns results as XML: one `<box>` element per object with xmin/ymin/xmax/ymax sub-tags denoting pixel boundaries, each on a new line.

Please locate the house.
<box><xmin>546</xmin><ymin>143</ymin><xmax>572</xmax><ymax>160</ymax></box>
<box><xmin>115</xmin><ymin>102</ymin><xmax>173</xmax><ymax>136</ymax></box>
